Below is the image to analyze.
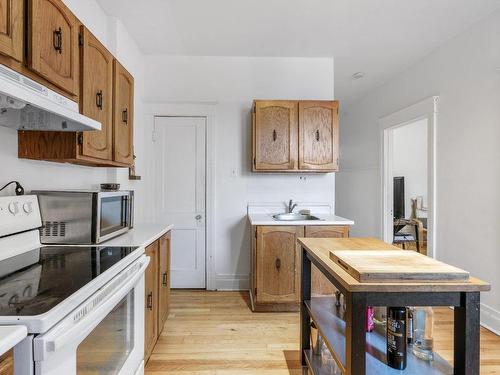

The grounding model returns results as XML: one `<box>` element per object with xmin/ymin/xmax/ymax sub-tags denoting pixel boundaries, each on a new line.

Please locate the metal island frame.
<box><xmin>298</xmin><ymin>237</ymin><xmax>490</xmax><ymax>375</ymax></box>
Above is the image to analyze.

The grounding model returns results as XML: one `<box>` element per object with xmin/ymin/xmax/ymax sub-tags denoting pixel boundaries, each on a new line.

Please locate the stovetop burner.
<box><xmin>0</xmin><ymin>245</ymin><xmax>138</xmax><ymax>316</ymax></box>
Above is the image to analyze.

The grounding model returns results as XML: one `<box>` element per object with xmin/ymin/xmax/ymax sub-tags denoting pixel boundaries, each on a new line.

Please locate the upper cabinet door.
<box><xmin>80</xmin><ymin>27</ymin><xmax>113</xmax><ymax>161</ymax></box>
<box><xmin>113</xmin><ymin>60</ymin><xmax>134</xmax><ymax>165</ymax></box>
<box><xmin>298</xmin><ymin>100</ymin><xmax>339</xmax><ymax>171</ymax></box>
<box><xmin>253</xmin><ymin>100</ymin><xmax>298</xmax><ymax>171</ymax></box>
<box><xmin>0</xmin><ymin>0</ymin><xmax>23</xmax><ymax>61</ymax></box>
<box><xmin>28</xmin><ymin>0</ymin><xmax>79</xmax><ymax>96</ymax></box>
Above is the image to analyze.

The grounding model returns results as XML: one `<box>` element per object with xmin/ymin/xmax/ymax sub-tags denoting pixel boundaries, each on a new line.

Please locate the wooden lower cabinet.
<box><xmin>158</xmin><ymin>231</ymin><xmax>171</xmax><ymax>333</ymax></box>
<box><xmin>250</xmin><ymin>225</ymin><xmax>350</xmax><ymax>311</ymax></box>
<box><xmin>305</xmin><ymin>225</ymin><xmax>349</xmax><ymax>295</ymax></box>
<box><xmin>144</xmin><ymin>231</ymin><xmax>171</xmax><ymax>363</ymax></box>
<box><xmin>251</xmin><ymin>225</ymin><xmax>303</xmax><ymax>311</ymax></box>
<box><xmin>0</xmin><ymin>350</ymin><xmax>13</xmax><ymax>375</ymax></box>
<box><xmin>144</xmin><ymin>240</ymin><xmax>159</xmax><ymax>361</ymax></box>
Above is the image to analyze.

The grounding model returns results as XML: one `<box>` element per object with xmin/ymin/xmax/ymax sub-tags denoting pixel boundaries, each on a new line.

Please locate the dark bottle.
<box><xmin>387</xmin><ymin>307</ymin><xmax>407</xmax><ymax>370</ymax></box>
<box><xmin>407</xmin><ymin>307</ymin><xmax>414</xmax><ymax>345</ymax></box>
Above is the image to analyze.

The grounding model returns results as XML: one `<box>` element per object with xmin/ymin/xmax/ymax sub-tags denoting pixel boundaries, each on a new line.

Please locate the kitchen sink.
<box><xmin>272</xmin><ymin>213</ymin><xmax>321</xmax><ymax>221</ymax></box>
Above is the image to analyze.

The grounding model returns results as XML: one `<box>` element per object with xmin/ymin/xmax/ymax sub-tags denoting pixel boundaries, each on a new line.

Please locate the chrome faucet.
<box><xmin>287</xmin><ymin>199</ymin><xmax>298</xmax><ymax>213</ymax></box>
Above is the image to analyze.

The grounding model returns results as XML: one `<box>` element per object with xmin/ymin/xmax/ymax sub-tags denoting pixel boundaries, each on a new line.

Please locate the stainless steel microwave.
<box><xmin>33</xmin><ymin>190</ymin><xmax>134</xmax><ymax>244</ymax></box>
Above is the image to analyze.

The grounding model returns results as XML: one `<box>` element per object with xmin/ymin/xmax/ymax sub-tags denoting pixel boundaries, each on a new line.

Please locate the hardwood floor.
<box><xmin>145</xmin><ymin>290</ymin><xmax>500</xmax><ymax>374</ymax></box>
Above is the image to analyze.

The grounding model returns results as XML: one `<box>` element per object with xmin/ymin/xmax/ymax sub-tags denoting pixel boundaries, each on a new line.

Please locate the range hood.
<box><xmin>0</xmin><ymin>64</ymin><xmax>101</xmax><ymax>132</ymax></box>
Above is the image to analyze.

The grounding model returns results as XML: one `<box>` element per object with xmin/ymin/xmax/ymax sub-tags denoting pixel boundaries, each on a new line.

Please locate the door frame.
<box><xmin>145</xmin><ymin>103</ymin><xmax>217</xmax><ymax>290</ymax></box>
<box><xmin>378</xmin><ymin>96</ymin><xmax>439</xmax><ymax>258</ymax></box>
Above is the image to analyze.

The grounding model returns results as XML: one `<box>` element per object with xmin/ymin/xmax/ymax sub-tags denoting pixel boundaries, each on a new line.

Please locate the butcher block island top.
<box><xmin>298</xmin><ymin>237</ymin><xmax>490</xmax><ymax>292</ymax></box>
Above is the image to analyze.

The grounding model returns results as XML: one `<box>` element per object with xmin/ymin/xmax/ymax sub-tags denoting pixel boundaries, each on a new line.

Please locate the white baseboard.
<box><xmin>481</xmin><ymin>303</ymin><xmax>500</xmax><ymax>336</ymax></box>
<box><xmin>215</xmin><ymin>274</ymin><xmax>249</xmax><ymax>291</ymax></box>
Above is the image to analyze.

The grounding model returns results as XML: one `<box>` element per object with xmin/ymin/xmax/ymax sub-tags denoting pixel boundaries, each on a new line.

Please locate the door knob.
<box><xmin>195</xmin><ymin>215</ymin><xmax>202</xmax><ymax>220</ymax></box>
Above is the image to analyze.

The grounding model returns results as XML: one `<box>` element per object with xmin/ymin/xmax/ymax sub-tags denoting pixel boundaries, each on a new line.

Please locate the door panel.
<box><xmin>256</xmin><ymin>226</ymin><xmax>303</xmax><ymax>303</ymax></box>
<box><xmin>299</xmin><ymin>101</ymin><xmax>339</xmax><ymax>171</ymax></box>
<box><xmin>305</xmin><ymin>225</ymin><xmax>349</xmax><ymax>295</ymax></box>
<box><xmin>29</xmin><ymin>0</ymin><xmax>79</xmax><ymax>95</ymax></box>
<box><xmin>113</xmin><ymin>60</ymin><xmax>134</xmax><ymax>164</ymax></box>
<box><xmin>144</xmin><ymin>241</ymin><xmax>158</xmax><ymax>360</ymax></box>
<box><xmin>154</xmin><ymin>117</ymin><xmax>206</xmax><ymax>288</ymax></box>
<box><xmin>80</xmin><ymin>27</ymin><xmax>113</xmax><ymax>160</ymax></box>
<box><xmin>0</xmin><ymin>0</ymin><xmax>23</xmax><ymax>61</ymax></box>
<box><xmin>158</xmin><ymin>231</ymin><xmax>170</xmax><ymax>333</ymax></box>
<box><xmin>254</xmin><ymin>100</ymin><xmax>298</xmax><ymax>170</ymax></box>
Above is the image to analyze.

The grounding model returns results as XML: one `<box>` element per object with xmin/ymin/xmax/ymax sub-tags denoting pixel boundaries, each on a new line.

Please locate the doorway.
<box><xmin>380</xmin><ymin>96</ymin><xmax>438</xmax><ymax>258</ymax></box>
<box><xmin>154</xmin><ymin>116</ymin><xmax>207</xmax><ymax>288</ymax></box>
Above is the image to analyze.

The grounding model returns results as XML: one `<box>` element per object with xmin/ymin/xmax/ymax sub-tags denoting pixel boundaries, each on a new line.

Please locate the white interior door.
<box><xmin>154</xmin><ymin>116</ymin><xmax>206</xmax><ymax>288</ymax></box>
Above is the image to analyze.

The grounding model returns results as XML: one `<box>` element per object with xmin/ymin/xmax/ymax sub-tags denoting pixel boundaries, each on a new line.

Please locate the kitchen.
<box><xmin>0</xmin><ymin>0</ymin><xmax>499</xmax><ymax>374</ymax></box>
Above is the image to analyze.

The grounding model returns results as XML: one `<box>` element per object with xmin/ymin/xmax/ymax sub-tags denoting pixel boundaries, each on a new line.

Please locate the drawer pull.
<box><xmin>272</xmin><ymin>129</ymin><xmax>277</xmax><ymax>142</ymax></box>
<box><xmin>53</xmin><ymin>27</ymin><xmax>63</xmax><ymax>54</ymax></box>
<box><xmin>315</xmin><ymin>129</ymin><xmax>320</xmax><ymax>141</ymax></box>
<box><xmin>275</xmin><ymin>258</ymin><xmax>281</xmax><ymax>270</ymax></box>
<box><xmin>147</xmin><ymin>292</ymin><xmax>153</xmax><ymax>310</ymax></box>
<box><xmin>162</xmin><ymin>272</ymin><xmax>168</xmax><ymax>286</ymax></box>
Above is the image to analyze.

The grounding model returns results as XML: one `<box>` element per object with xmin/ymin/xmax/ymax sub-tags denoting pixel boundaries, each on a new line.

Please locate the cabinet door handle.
<box><xmin>53</xmin><ymin>27</ymin><xmax>63</xmax><ymax>54</ymax></box>
<box><xmin>147</xmin><ymin>292</ymin><xmax>153</xmax><ymax>310</ymax></box>
<box><xmin>122</xmin><ymin>108</ymin><xmax>128</xmax><ymax>124</ymax></box>
<box><xmin>162</xmin><ymin>272</ymin><xmax>168</xmax><ymax>286</ymax></box>
<box><xmin>315</xmin><ymin>129</ymin><xmax>320</xmax><ymax>141</ymax></box>
<box><xmin>96</xmin><ymin>90</ymin><xmax>103</xmax><ymax>110</ymax></box>
<box><xmin>272</xmin><ymin>129</ymin><xmax>277</xmax><ymax>142</ymax></box>
<box><xmin>275</xmin><ymin>258</ymin><xmax>281</xmax><ymax>270</ymax></box>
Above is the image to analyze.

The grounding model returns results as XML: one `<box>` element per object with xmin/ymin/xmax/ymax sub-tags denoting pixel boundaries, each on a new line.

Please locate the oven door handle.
<box><xmin>34</xmin><ymin>255</ymin><xmax>149</xmax><ymax>360</ymax></box>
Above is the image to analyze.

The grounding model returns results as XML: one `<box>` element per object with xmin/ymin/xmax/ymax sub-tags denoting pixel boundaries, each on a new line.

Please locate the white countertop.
<box><xmin>0</xmin><ymin>326</ymin><xmax>27</xmax><ymax>356</ymax></box>
<box><xmin>102</xmin><ymin>223</ymin><xmax>174</xmax><ymax>247</ymax></box>
<box><xmin>248</xmin><ymin>213</ymin><xmax>354</xmax><ymax>226</ymax></box>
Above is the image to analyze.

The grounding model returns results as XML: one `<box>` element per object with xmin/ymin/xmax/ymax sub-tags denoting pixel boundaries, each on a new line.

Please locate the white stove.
<box><xmin>0</xmin><ymin>195</ymin><xmax>147</xmax><ymax>375</ymax></box>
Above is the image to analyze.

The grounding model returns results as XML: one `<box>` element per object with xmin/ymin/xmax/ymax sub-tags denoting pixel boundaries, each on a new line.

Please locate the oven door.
<box><xmin>96</xmin><ymin>192</ymin><xmax>133</xmax><ymax>243</ymax></box>
<box><xmin>33</xmin><ymin>255</ymin><xmax>148</xmax><ymax>375</ymax></box>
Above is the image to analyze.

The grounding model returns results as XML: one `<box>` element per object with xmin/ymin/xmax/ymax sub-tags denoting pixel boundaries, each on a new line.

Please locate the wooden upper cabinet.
<box><xmin>253</xmin><ymin>100</ymin><xmax>298</xmax><ymax>171</ymax></box>
<box><xmin>299</xmin><ymin>100</ymin><xmax>339</xmax><ymax>171</ymax></box>
<box><xmin>252</xmin><ymin>100</ymin><xmax>339</xmax><ymax>172</ymax></box>
<box><xmin>0</xmin><ymin>0</ymin><xmax>23</xmax><ymax>62</ymax></box>
<box><xmin>113</xmin><ymin>60</ymin><xmax>134</xmax><ymax>165</ymax></box>
<box><xmin>144</xmin><ymin>241</ymin><xmax>159</xmax><ymax>361</ymax></box>
<box><xmin>79</xmin><ymin>26</ymin><xmax>113</xmax><ymax>161</ymax></box>
<box><xmin>255</xmin><ymin>226</ymin><xmax>303</xmax><ymax>304</ymax></box>
<box><xmin>28</xmin><ymin>0</ymin><xmax>79</xmax><ymax>96</ymax></box>
<box><xmin>158</xmin><ymin>231</ymin><xmax>171</xmax><ymax>334</ymax></box>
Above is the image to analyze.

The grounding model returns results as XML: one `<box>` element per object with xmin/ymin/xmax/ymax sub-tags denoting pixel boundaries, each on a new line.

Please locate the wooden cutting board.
<box><xmin>329</xmin><ymin>250</ymin><xmax>470</xmax><ymax>283</ymax></box>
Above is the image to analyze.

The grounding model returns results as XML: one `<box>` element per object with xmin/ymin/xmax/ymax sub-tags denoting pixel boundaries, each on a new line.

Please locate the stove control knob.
<box><xmin>23</xmin><ymin>202</ymin><xmax>33</xmax><ymax>214</ymax></box>
<box><xmin>8</xmin><ymin>202</ymin><xmax>19</xmax><ymax>215</ymax></box>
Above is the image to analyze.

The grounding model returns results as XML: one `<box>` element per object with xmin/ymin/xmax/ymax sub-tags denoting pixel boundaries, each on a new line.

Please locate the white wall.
<box><xmin>0</xmin><ymin>1</ymin><xmax>149</xmax><ymax>221</ymax></box>
<box><xmin>336</xmin><ymin>10</ymin><xmax>500</xmax><ymax>332</ymax></box>
<box><xmin>392</xmin><ymin>119</ymin><xmax>428</xmax><ymax>218</ymax></box>
<box><xmin>144</xmin><ymin>56</ymin><xmax>336</xmax><ymax>290</ymax></box>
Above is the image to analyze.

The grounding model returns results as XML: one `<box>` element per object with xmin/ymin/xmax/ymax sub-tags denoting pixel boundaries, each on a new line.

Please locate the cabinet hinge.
<box><xmin>77</xmin><ymin>133</ymin><xmax>83</xmax><ymax>145</ymax></box>
<box><xmin>253</xmin><ymin>157</ymin><xmax>256</xmax><ymax>167</ymax></box>
<box><xmin>78</xmin><ymin>33</ymin><xmax>84</xmax><ymax>47</ymax></box>
<box><xmin>255</xmin><ymin>228</ymin><xmax>257</xmax><ymax>239</ymax></box>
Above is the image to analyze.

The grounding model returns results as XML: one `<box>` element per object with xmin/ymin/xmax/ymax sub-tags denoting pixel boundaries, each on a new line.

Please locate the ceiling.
<box><xmin>97</xmin><ymin>0</ymin><xmax>500</xmax><ymax>102</ymax></box>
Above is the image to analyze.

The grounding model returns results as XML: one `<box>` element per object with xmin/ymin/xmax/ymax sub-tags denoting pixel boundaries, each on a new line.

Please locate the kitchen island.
<box><xmin>299</xmin><ymin>237</ymin><xmax>490</xmax><ymax>375</ymax></box>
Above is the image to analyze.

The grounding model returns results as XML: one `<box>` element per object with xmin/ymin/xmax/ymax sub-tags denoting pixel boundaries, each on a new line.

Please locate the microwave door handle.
<box><xmin>35</xmin><ymin>256</ymin><xmax>149</xmax><ymax>358</ymax></box>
